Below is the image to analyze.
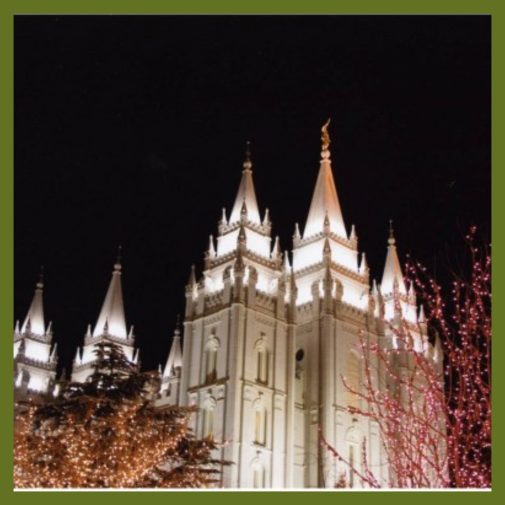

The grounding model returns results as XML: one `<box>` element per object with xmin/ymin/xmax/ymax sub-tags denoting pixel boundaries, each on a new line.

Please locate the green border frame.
<box><xmin>0</xmin><ymin>1</ymin><xmax>500</xmax><ymax>503</ymax></box>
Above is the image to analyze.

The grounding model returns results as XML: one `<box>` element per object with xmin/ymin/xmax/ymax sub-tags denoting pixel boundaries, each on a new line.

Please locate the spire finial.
<box><xmin>174</xmin><ymin>314</ymin><xmax>182</xmax><ymax>337</ymax></box>
<box><xmin>115</xmin><ymin>245</ymin><xmax>122</xmax><ymax>271</ymax></box>
<box><xmin>388</xmin><ymin>219</ymin><xmax>395</xmax><ymax>245</ymax></box>
<box><xmin>243</xmin><ymin>140</ymin><xmax>252</xmax><ymax>170</ymax></box>
<box><xmin>36</xmin><ymin>265</ymin><xmax>44</xmax><ymax>289</ymax></box>
<box><xmin>321</xmin><ymin>118</ymin><xmax>331</xmax><ymax>153</ymax></box>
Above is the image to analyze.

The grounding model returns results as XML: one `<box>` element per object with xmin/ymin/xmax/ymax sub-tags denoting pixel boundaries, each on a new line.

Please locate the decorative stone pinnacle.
<box><xmin>238</xmin><ymin>224</ymin><xmax>247</xmax><ymax>246</ymax></box>
<box><xmin>240</xmin><ymin>199</ymin><xmax>248</xmax><ymax>217</ymax></box>
<box><xmin>323</xmin><ymin>210</ymin><xmax>330</xmax><ymax>233</ymax></box>
<box><xmin>263</xmin><ymin>208</ymin><xmax>270</xmax><ymax>226</ymax></box>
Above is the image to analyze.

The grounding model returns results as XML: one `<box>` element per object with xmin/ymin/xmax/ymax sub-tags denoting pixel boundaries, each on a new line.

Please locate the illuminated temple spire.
<box><xmin>21</xmin><ymin>266</ymin><xmax>46</xmax><ymax>336</ymax></box>
<box><xmin>93</xmin><ymin>247</ymin><xmax>128</xmax><ymax>339</ymax></box>
<box><xmin>163</xmin><ymin>316</ymin><xmax>183</xmax><ymax>378</ymax></box>
<box><xmin>381</xmin><ymin>220</ymin><xmax>407</xmax><ymax>295</ymax></box>
<box><xmin>229</xmin><ymin>141</ymin><xmax>261</xmax><ymax>225</ymax></box>
<box><xmin>15</xmin><ymin>266</ymin><xmax>56</xmax><ymax>396</ymax></box>
<box><xmin>303</xmin><ymin>119</ymin><xmax>347</xmax><ymax>239</ymax></box>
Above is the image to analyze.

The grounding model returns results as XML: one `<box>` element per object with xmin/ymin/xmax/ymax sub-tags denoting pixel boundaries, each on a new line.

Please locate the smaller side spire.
<box><xmin>49</xmin><ymin>343</ymin><xmax>58</xmax><ymax>363</ymax></box>
<box><xmin>74</xmin><ymin>347</ymin><xmax>83</xmax><ymax>366</ymax></box>
<box><xmin>208</xmin><ymin>235</ymin><xmax>216</xmax><ymax>259</ymax></box>
<box><xmin>272</xmin><ymin>236</ymin><xmax>281</xmax><ymax>260</ymax></box>
<box><xmin>293</xmin><ymin>222</ymin><xmax>301</xmax><ymax>240</ymax></box>
<box><xmin>163</xmin><ymin>316</ymin><xmax>183</xmax><ymax>378</ymax></box>
<box><xmin>262</xmin><ymin>208</ymin><xmax>271</xmax><ymax>227</ymax></box>
<box><xmin>93</xmin><ymin>251</ymin><xmax>128</xmax><ymax>340</ymax></box>
<box><xmin>283</xmin><ymin>250</ymin><xmax>291</xmax><ymax>273</ymax></box>
<box><xmin>128</xmin><ymin>325</ymin><xmax>135</xmax><ymax>340</ymax></box>
<box><xmin>133</xmin><ymin>348</ymin><xmax>140</xmax><ymax>365</ymax></box>
<box><xmin>418</xmin><ymin>304</ymin><xmax>426</xmax><ymax>324</ymax></box>
<box><xmin>229</xmin><ymin>141</ymin><xmax>261</xmax><ymax>224</ymax></box>
<box><xmin>381</xmin><ymin>220</ymin><xmax>407</xmax><ymax>295</ymax></box>
<box><xmin>359</xmin><ymin>252</ymin><xmax>368</xmax><ymax>274</ymax></box>
<box><xmin>188</xmin><ymin>264</ymin><xmax>196</xmax><ymax>286</ymax></box>
<box><xmin>45</xmin><ymin>321</ymin><xmax>53</xmax><ymax>336</ymax></box>
<box><xmin>221</xmin><ymin>208</ymin><xmax>228</xmax><ymax>225</ymax></box>
<box><xmin>350</xmin><ymin>224</ymin><xmax>357</xmax><ymax>242</ymax></box>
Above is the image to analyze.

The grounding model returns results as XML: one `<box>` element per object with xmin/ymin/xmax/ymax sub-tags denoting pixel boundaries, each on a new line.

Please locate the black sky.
<box><xmin>14</xmin><ymin>15</ymin><xmax>490</xmax><ymax>374</ymax></box>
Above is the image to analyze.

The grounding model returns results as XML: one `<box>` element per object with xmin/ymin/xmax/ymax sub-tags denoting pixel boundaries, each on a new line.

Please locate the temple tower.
<box><xmin>179</xmin><ymin>144</ymin><xmax>297</xmax><ymax>488</ymax></box>
<box><xmin>71</xmin><ymin>252</ymin><xmax>138</xmax><ymax>382</ymax></box>
<box><xmin>14</xmin><ymin>269</ymin><xmax>57</xmax><ymax>398</ymax></box>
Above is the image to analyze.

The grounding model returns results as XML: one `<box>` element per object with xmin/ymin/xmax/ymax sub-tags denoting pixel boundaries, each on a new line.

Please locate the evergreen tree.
<box><xmin>14</xmin><ymin>341</ymin><xmax>227</xmax><ymax>488</ymax></box>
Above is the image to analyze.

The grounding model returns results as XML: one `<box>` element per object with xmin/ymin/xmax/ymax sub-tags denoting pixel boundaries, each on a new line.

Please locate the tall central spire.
<box><xmin>303</xmin><ymin>119</ymin><xmax>346</xmax><ymax>239</ymax></box>
<box><xmin>93</xmin><ymin>250</ymin><xmax>127</xmax><ymax>339</ymax></box>
<box><xmin>229</xmin><ymin>141</ymin><xmax>261</xmax><ymax>225</ymax></box>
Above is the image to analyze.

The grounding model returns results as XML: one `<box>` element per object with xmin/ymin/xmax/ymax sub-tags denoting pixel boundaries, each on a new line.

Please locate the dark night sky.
<box><xmin>14</xmin><ymin>15</ymin><xmax>490</xmax><ymax>374</ymax></box>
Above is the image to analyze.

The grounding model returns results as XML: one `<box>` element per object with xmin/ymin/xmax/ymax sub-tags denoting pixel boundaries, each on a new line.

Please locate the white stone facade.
<box><xmin>174</xmin><ymin>131</ymin><xmax>437</xmax><ymax>488</ymax></box>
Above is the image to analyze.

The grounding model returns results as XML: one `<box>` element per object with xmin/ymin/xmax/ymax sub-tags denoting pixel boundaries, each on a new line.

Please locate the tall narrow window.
<box><xmin>202</xmin><ymin>407</ymin><xmax>214</xmax><ymax>438</ymax></box>
<box><xmin>205</xmin><ymin>347</ymin><xmax>217</xmax><ymax>383</ymax></box>
<box><xmin>349</xmin><ymin>444</ymin><xmax>355</xmax><ymax>488</ymax></box>
<box><xmin>345</xmin><ymin>352</ymin><xmax>361</xmax><ymax>410</ymax></box>
<box><xmin>254</xmin><ymin>407</ymin><xmax>266</xmax><ymax>445</ymax></box>
<box><xmin>204</xmin><ymin>336</ymin><xmax>219</xmax><ymax>384</ymax></box>
<box><xmin>256</xmin><ymin>348</ymin><xmax>268</xmax><ymax>383</ymax></box>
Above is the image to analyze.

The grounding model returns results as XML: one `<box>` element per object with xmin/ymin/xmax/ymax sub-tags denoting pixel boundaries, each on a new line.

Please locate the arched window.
<box><xmin>345</xmin><ymin>351</ymin><xmax>361</xmax><ymax>411</ymax></box>
<box><xmin>251</xmin><ymin>461</ymin><xmax>265</xmax><ymax>488</ymax></box>
<box><xmin>204</xmin><ymin>335</ymin><xmax>219</xmax><ymax>384</ymax></box>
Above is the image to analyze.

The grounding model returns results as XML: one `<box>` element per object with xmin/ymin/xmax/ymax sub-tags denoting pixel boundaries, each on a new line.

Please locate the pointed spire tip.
<box><xmin>36</xmin><ymin>265</ymin><xmax>44</xmax><ymax>289</ymax></box>
<box><xmin>388</xmin><ymin>219</ymin><xmax>396</xmax><ymax>245</ymax></box>
<box><xmin>243</xmin><ymin>140</ymin><xmax>252</xmax><ymax>170</ymax></box>
<box><xmin>114</xmin><ymin>245</ymin><xmax>122</xmax><ymax>271</ymax></box>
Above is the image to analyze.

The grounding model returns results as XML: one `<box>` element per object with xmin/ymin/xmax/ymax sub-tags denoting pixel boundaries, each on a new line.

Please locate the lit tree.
<box><xmin>14</xmin><ymin>341</ymin><xmax>227</xmax><ymax>488</ymax></box>
<box><xmin>322</xmin><ymin>228</ymin><xmax>491</xmax><ymax>488</ymax></box>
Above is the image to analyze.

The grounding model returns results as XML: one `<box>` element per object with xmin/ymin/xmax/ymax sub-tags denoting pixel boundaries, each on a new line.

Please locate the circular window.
<box><xmin>295</xmin><ymin>349</ymin><xmax>305</xmax><ymax>362</ymax></box>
